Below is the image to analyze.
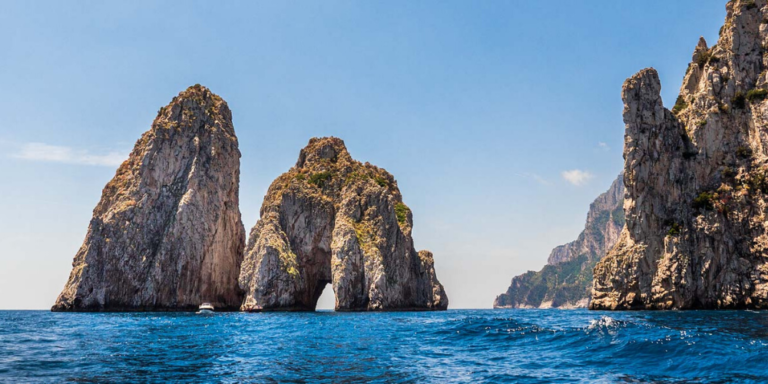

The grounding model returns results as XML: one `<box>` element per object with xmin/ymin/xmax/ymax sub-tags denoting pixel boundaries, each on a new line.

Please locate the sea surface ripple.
<box><xmin>1</xmin><ymin>309</ymin><xmax>767</xmax><ymax>383</ymax></box>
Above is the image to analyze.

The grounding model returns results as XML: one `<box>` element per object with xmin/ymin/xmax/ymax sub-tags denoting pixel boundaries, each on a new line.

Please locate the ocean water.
<box><xmin>1</xmin><ymin>309</ymin><xmax>767</xmax><ymax>383</ymax></box>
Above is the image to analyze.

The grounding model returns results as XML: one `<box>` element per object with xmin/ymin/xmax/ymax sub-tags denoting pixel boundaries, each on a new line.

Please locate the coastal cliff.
<box><xmin>494</xmin><ymin>175</ymin><xmax>624</xmax><ymax>309</ymax></box>
<box><xmin>238</xmin><ymin>137</ymin><xmax>448</xmax><ymax>311</ymax></box>
<box><xmin>52</xmin><ymin>85</ymin><xmax>245</xmax><ymax>312</ymax></box>
<box><xmin>592</xmin><ymin>0</ymin><xmax>768</xmax><ymax>310</ymax></box>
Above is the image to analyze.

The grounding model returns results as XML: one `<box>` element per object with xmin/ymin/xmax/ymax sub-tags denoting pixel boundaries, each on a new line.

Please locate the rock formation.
<box><xmin>494</xmin><ymin>175</ymin><xmax>624</xmax><ymax>309</ymax></box>
<box><xmin>592</xmin><ymin>0</ymin><xmax>768</xmax><ymax>309</ymax></box>
<box><xmin>52</xmin><ymin>85</ymin><xmax>245</xmax><ymax>312</ymax></box>
<box><xmin>238</xmin><ymin>137</ymin><xmax>448</xmax><ymax>311</ymax></box>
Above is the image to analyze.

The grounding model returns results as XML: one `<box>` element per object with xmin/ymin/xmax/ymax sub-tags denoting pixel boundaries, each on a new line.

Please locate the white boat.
<box><xmin>197</xmin><ymin>302</ymin><xmax>214</xmax><ymax>314</ymax></box>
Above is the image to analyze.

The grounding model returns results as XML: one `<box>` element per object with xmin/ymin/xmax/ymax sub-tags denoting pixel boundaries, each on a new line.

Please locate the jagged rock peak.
<box><xmin>52</xmin><ymin>85</ymin><xmax>245</xmax><ymax>312</ymax></box>
<box><xmin>693</xmin><ymin>37</ymin><xmax>709</xmax><ymax>60</ymax></box>
<box><xmin>494</xmin><ymin>174</ymin><xmax>625</xmax><ymax>309</ymax></box>
<box><xmin>591</xmin><ymin>0</ymin><xmax>768</xmax><ymax>310</ymax></box>
<box><xmin>239</xmin><ymin>137</ymin><xmax>448</xmax><ymax>312</ymax></box>
<box><xmin>154</xmin><ymin>84</ymin><xmax>234</xmax><ymax>135</ymax></box>
<box><xmin>547</xmin><ymin>174</ymin><xmax>625</xmax><ymax>266</ymax></box>
<box><xmin>295</xmin><ymin>137</ymin><xmax>352</xmax><ymax>168</ymax></box>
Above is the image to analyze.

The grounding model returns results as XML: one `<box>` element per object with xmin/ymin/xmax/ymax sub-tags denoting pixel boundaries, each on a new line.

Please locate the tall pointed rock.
<box><xmin>592</xmin><ymin>0</ymin><xmax>768</xmax><ymax>310</ymax></box>
<box><xmin>238</xmin><ymin>137</ymin><xmax>448</xmax><ymax>311</ymax></box>
<box><xmin>52</xmin><ymin>85</ymin><xmax>245</xmax><ymax>311</ymax></box>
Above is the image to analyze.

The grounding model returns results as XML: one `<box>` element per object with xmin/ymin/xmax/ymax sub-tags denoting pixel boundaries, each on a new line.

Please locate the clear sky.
<box><xmin>0</xmin><ymin>1</ymin><xmax>726</xmax><ymax>309</ymax></box>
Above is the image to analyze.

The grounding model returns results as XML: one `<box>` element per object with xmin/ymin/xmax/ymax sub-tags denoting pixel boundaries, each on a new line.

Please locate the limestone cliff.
<box><xmin>494</xmin><ymin>175</ymin><xmax>624</xmax><ymax>309</ymax></box>
<box><xmin>238</xmin><ymin>137</ymin><xmax>448</xmax><ymax>311</ymax></box>
<box><xmin>52</xmin><ymin>85</ymin><xmax>245</xmax><ymax>312</ymax></box>
<box><xmin>592</xmin><ymin>0</ymin><xmax>768</xmax><ymax>310</ymax></box>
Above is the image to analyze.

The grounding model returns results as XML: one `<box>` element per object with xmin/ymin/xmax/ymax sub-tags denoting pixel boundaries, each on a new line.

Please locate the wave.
<box><xmin>1</xmin><ymin>309</ymin><xmax>767</xmax><ymax>383</ymax></box>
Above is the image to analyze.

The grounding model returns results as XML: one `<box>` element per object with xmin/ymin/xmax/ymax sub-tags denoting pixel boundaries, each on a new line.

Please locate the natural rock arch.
<box><xmin>238</xmin><ymin>137</ymin><xmax>448</xmax><ymax>311</ymax></box>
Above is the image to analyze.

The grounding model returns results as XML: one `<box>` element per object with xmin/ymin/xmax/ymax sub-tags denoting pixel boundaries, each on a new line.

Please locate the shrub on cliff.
<box><xmin>692</xmin><ymin>192</ymin><xmax>715</xmax><ymax>211</ymax></box>
<box><xmin>309</xmin><ymin>171</ymin><xmax>332</xmax><ymax>187</ymax></box>
<box><xmin>395</xmin><ymin>203</ymin><xmax>409</xmax><ymax>225</ymax></box>
<box><xmin>747</xmin><ymin>88</ymin><xmax>768</xmax><ymax>103</ymax></box>
<box><xmin>672</xmin><ymin>96</ymin><xmax>688</xmax><ymax>114</ymax></box>
<box><xmin>667</xmin><ymin>222</ymin><xmax>681</xmax><ymax>236</ymax></box>
<box><xmin>374</xmin><ymin>176</ymin><xmax>388</xmax><ymax>187</ymax></box>
<box><xmin>695</xmin><ymin>52</ymin><xmax>711</xmax><ymax>67</ymax></box>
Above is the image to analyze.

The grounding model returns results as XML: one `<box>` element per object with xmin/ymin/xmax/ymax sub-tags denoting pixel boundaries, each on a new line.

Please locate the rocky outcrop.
<box><xmin>591</xmin><ymin>0</ymin><xmax>768</xmax><ymax>310</ymax></box>
<box><xmin>238</xmin><ymin>137</ymin><xmax>448</xmax><ymax>312</ymax></box>
<box><xmin>547</xmin><ymin>175</ymin><xmax>625</xmax><ymax>266</ymax></box>
<box><xmin>52</xmin><ymin>85</ymin><xmax>245</xmax><ymax>312</ymax></box>
<box><xmin>494</xmin><ymin>175</ymin><xmax>624</xmax><ymax>309</ymax></box>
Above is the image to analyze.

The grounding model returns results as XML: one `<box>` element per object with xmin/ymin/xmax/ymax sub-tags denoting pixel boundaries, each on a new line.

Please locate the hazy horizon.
<box><xmin>0</xmin><ymin>0</ymin><xmax>726</xmax><ymax>309</ymax></box>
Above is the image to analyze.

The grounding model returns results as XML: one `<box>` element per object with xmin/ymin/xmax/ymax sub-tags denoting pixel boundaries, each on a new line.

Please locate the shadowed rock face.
<box><xmin>238</xmin><ymin>137</ymin><xmax>448</xmax><ymax>312</ymax></box>
<box><xmin>52</xmin><ymin>85</ymin><xmax>245</xmax><ymax>312</ymax></box>
<box><xmin>494</xmin><ymin>175</ymin><xmax>624</xmax><ymax>309</ymax></box>
<box><xmin>592</xmin><ymin>0</ymin><xmax>768</xmax><ymax>310</ymax></box>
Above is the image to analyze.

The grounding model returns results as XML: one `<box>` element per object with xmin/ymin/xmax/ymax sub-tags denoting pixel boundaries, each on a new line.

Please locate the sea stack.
<box><xmin>52</xmin><ymin>85</ymin><xmax>245</xmax><ymax>311</ymax></box>
<box><xmin>238</xmin><ymin>137</ymin><xmax>448</xmax><ymax>311</ymax></box>
<box><xmin>592</xmin><ymin>1</ymin><xmax>768</xmax><ymax>310</ymax></box>
<box><xmin>494</xmin><ymin>175</ymin><xmax>624</xmax><ymax>309</ymax></box>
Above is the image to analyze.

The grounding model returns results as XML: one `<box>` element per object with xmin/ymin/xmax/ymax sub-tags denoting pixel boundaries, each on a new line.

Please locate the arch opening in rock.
<box><xmin>315</xmin><ymin>283</ymin><xmax>336</xmax><ymax>311</ymax></box>
<box><xmin>238</xmin><ymin>137</ymin><xmax>448</xmax><ymax>312</ymax></box>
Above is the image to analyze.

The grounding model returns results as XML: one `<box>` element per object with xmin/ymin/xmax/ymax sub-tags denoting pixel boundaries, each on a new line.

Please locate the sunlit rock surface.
<box><xmin>592</xmin><ymin>0</ymin><xmax>768</xmax><ymax>310</ymax></box>
<box><xmin>52</xmin><ymin>85</ymin><xmax>245</xmax><ymax>312</ymax></box>
<box><xmin>239</xmin><ymin>137</ymin><xmax>448</xmax><ymax>311</ymax></box>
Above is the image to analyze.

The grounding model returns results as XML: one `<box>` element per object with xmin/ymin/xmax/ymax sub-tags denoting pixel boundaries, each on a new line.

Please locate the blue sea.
<box><xmin>1</xmin><ymin>309</ymin><xmax>767</xmax><ymax>383</ymax></box>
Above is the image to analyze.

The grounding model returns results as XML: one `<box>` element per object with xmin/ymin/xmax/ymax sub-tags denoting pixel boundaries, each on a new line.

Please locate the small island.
<box><xmin>51</xmin><ymin>89</ymin><xmax>447</xmax><ymax>312</ymax></box>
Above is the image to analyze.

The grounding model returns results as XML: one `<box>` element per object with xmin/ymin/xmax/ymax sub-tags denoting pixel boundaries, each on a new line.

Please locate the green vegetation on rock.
<box><xmin>692</xmin><ymin>191</ymin><xmax>715</xmax><ymax>211</ymax></box>
<box><xmin>495</xmin><ymin>255</ymin><xmax>596</xmax><ymax>309</ymax></box>
<box><xmin>309</xmin><ymin>171</ymin><xmax>332</xmax><ymax>187</ymax></box>
<box><xmin>395</xmin><ymin>203</ymin><xmax>409</xmax><ymax>226</ymax></box>
<box><xmin>667</xmin><ymin>222</ymin><xmax>681</xmax><ymax>237</ymax></box>
<box><xmin>672</xmin><ymin>95</ymin><xmax>688</xmax><ymax>114</ymax></box>
<box><xmin>747</xmin><ymin>88</ymin><xmax>768</xmax><ymax>103</ymax></box>
<box><xmin>748</xmin><ymin>170</ymin><xmax>768</xmax><ymax>193</ymax></box>
<box><xmin>495</xmin><ymin>175</ymin><xmax>625</xmax><ymax>309</ymax></box>
<box><xmin>374</xmin><ymin>176</ymin><xmax>389</xmax><ymax>187</ymax></box>
<box><xmin>695</xmin><ymin>52</ymin><xmax>711</xmax><ymax>67</ymax></box>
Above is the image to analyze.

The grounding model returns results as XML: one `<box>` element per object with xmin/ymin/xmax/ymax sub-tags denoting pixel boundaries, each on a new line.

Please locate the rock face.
<box><xmin>592</xmin><ymin>0</ymin><xmax>768</xmax><ymax>310</ymax></box>
<box><xmin>238</xmin><ymin>137</ymin><xmax>448</xmax><ymax>311</ymax></box>
<box><xmin>494</xmin><ymin>175</ymin><xmax>624</xmax><ymax>309</ymax></box>
<box><xmin>52</xmin><ymin>85</ymin><xmax>245</xmax><ymax>312</ymax></box>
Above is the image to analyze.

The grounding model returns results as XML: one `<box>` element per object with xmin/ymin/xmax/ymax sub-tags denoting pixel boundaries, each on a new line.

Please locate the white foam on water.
<box><xmin>588</xmin><ymin>316</ymin><xmax>615</xmax><ymax>330</ymax></box>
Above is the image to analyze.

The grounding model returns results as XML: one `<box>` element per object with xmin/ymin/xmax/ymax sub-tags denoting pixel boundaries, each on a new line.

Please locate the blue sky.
<box><xmin>0</xmin><ymin>1</ymin><xmax>725</xmax><ymax>309</ymax></box>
